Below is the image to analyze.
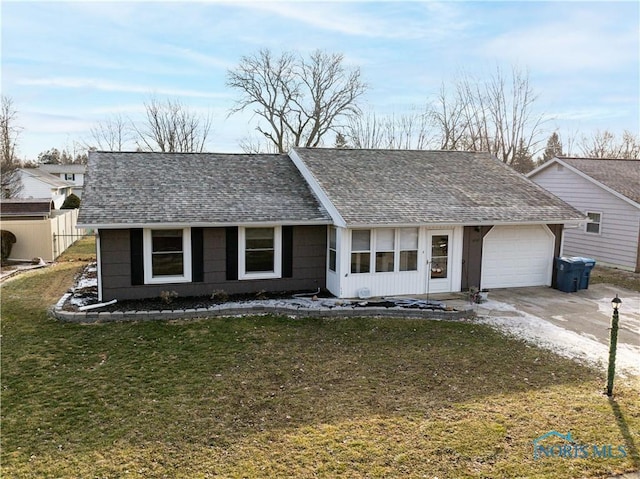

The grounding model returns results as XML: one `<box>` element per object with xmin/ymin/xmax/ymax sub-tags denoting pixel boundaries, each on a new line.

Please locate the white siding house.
<box><xmin>17</xmin><ymin>168</ymin><xmax>74</xmax><ymax>209</ymax></box>
<box><xmin>38</xmin><ymin>164</ymin><xmax>86</xmax><ymax>198</ymax></box>
<box><xmin>528</xmin><ymin>157</ymin><xmax>640</xmax><ymax>272</ymax></box>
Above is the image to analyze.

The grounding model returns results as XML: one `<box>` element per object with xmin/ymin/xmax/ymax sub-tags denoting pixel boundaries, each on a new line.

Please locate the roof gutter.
<box><xmin>77</xmin><ymin>218</ymin><xmax>333</xmax><ymax>229</ymax></box>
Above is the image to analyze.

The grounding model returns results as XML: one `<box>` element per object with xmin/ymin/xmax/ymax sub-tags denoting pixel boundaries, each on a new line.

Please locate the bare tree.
<box><xmin>341</xmin><ymin>109</ymin><xmax>433</xmax><ymax>150</ymax></box>
<box><xmin>429</xmin><ymin>67</ymin><xmax>545</xmax><ymax>166</ymax></box>
<box><xmin>227</xmin><ymin>49</ymin><xmax>367</xmax><ymax>153</ymax></box>
<box><xmin>88</xmin><ymin>114</ymin><xmax>133</xmax><ymax>151</ymax></box>
<box><xmin>579</xmin><ymin>129</ymin><xmax>640</xmax><ymax>159</ymax></box>
<box><xmin>133</xmin><ymin>97</ymin><xmax>213</xmax><ymax>153</ymax></box>
<box><xmin>0</xmin><ymin>96</ymin><xmax>23</xmax><ymax>198</ymax></box>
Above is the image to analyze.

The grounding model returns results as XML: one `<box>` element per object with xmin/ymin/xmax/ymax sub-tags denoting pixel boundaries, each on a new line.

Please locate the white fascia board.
<box><xmin>529</xmin><ymin>157</ymin><xmax>640</xmax><ymax>210</ymax></box>
<box><xmin>288</xmin><ymin>148</ymin><xmax>347</xmax><ymax>228</ymax></box>
<box><xmin>526</xmin><ymin>157</ymin><xmax>558</xmax><ymax>178</ymax></box>
<box><xmin>77</xmin><ymin>219</ymin><xmax>332</xmax><ymax>229</ymax></box>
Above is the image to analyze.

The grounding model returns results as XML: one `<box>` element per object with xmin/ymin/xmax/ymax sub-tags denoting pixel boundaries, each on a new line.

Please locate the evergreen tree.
<box><xmin>541</xmin><ymin>132</ymin><xmax>564</xmax><ymax>163</ymax></box>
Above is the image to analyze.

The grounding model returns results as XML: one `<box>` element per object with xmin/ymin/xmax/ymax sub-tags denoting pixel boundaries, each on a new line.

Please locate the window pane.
<box><xmin>586</xmin><ymin>223</ymin><xmax>600</xmax><ymax>234</ymax></box>
<box><xmin>376</xmin><ymin>252</ymin><xmax>394</xmax><ymax>272</ymax></box>
<box><xmin>329</xmin><ymin>227</ymin><xmax>337</xmax><ymax>249</ymax></box>
<box><xmin>152</xmin><ymin>229</ymin><xmax>183</xmax><ymax>252</ymax></box>
<box><xmin>329</xmin><ymin>249</ymin><xmax>336</xmax><ymax>272</ymax></box>
<box><xmin>351</xmin><ymin>252</ymin><xmax>370</xmax><ymax>273</ymax></box>
<box><xmin>587</xmin><ymin>212</ymin><xmax>601</xmax><ymax>223</ymax></box>
<box><xmin>431</xmin><ymin>235</ymin><xmax>448</xmax><ymax>279</ymax></box>
<box><xmin>352</xmin><ymin>230</ymin><xmax>370</xmax><ymax>251</ymax></box>
<box><xmin>430</xmin><ymin>258</ymin><xmax>448</xmax><ymax>278</ymax></box>
<box><xmin>377</xmin><ymin>228</ymin><xmax>394</xmax><ymax>251</ymax></box>
<box><xmin>400</xmin><ymin>251</ymin><xmax>417</xmax><ymax>271</ymax></box>
<box><xmin>246</xmin><ymin>250</ymin><xmax>274</xmax><ymax>272</ymax></box>
<box><xmin>399</xmin><ymin>228</ymin><xmax>418</xmax><ymax>250</ymax></box>
<box><xmin>152</xmin><ymin>253</ymin><xmax>184</xmax><ymax>276</ymax></box>
<box><xmin>246</xmin><ymin>228</ymin><xmax>274</xmax><ymax>249</ymax></box>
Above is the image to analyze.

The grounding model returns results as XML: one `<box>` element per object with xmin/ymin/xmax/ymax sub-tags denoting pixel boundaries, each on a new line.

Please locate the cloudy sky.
<box><xmin>2</xmin><ymin>1</ymin><xmax>638</xmax><ymax>160</ymax></box>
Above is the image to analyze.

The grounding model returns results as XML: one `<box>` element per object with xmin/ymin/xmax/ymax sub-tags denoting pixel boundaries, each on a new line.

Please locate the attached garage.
<box><xmin>481</xmin><ymin>225</ymin><xmax>555</xmax><ymax>289</ymax></box>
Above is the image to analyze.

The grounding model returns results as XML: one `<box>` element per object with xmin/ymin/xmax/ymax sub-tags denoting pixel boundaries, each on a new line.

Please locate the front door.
<box><xmin>427</xmin><ymin>230</ymin><xmax>452</xmax><ymax>294</ymax></box>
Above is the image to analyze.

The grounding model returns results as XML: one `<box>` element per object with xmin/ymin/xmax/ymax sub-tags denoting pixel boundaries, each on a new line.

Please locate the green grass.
<box><xmin>1</xmin><ymin>242</ymin><xmax>639</xmax><ymax>478</ymax></box>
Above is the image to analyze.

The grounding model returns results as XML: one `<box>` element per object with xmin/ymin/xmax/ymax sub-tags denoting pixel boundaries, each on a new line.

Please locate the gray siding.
<box><xmin>532</xmin><ymin>164</ymin><xmax>640</xmax><ymax>271</ymax></box>
<box><xmin>99</xmin><ymin>226</ymin><xmax>327</xmax><ymax>301</ymax></box>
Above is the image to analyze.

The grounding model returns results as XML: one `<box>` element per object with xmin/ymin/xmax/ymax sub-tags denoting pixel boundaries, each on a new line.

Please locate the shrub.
<box><xmin>0</xmin><ymin>230</ymin><xmax>17</xmax><ymax>263</ymax></box>
<box><xmin>61</xmin><ymin>193</ymin><xmax>81</xmax><ymax>209</ymax></box>
<box><xmin>210</xmin><ymin>289</ymin><xmax>229</xmax><ymax>303</ymax></box>
<box><xmin>159</xmin><ymin>290</ymin><xmax>179</xmax><ymax>305</ymax></box>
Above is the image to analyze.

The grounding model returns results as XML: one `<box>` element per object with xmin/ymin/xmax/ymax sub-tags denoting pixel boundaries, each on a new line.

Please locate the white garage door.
<box><xmin>481</xmin><ymin>225</ymin><xmax>554</xmax><ymax>289</ymax></box>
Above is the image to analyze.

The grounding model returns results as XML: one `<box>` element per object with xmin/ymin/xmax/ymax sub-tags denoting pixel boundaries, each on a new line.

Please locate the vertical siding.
<box><xmin>337</xmin><ymin>226</ymin><xmax>463</xmax><ymax>298</ymax></box>
<box><xmin>99</xmin><ymin>225</ymin><xmax>326</xmax><ymax>301</ymax></box>
<box><xmin>532</xmin><ymin>165</ymin><xmax>640</xmax><ymax>271</ymax></box>
<box><xmin>2</xmin><ymin>209</ymin><xmax>84</xmax><ymax>261</ymax></box>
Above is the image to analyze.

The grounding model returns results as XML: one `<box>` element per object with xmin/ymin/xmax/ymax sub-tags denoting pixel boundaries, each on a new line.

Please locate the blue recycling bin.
<box><xmin>571</xmin><ymin>257</ymin><xmax>596</xmax><ymax>289</ymax></box>
<box><xmin>555</xmin><ymin>257</ymin><xmax>585</xmax><ymax>293</ymax></box>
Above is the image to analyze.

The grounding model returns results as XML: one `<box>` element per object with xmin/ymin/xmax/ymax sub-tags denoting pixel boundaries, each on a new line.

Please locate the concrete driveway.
<box><xmin>466</xmin><ymin>283</ymin><xmax>640</xmax><ymax>376</ymax></box>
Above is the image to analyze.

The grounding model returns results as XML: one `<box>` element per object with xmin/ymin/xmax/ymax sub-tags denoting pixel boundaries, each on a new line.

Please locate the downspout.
<box><xmin>96</xmin><ymin>231</ymin><xmax>103</xmax><ymax>302</ymax></box>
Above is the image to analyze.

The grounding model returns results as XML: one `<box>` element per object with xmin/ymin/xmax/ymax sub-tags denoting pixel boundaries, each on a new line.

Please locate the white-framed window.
<box><xmin>350</xmin><ymin>228</ymin><xmax>420</xmax><ymax>274</ymax></box>
<box><xmin>328</xmin><ymin>226</ymin><xmax>337</xmax><ymax>272</ymax></box>
<box><xmin>399</xmin><ymin>227</ymin><xmax>418</xmax><ymax>271</ymax></box>
<box><xmin>65</xmin><ymin>173</ymin><xmax>75</xmax><ymax>181</ymax></box>
<box><xmin>239</xmin><ymin>226</ymin><xmax>282</xmax><ymax>279</ymax></box>
<box><xmin>143</xmin><ymin>228</ymin><xmax>192</xmax><ymax>284</ymax></box>
<box><xmin>375</xmin><ymin>228</ymin><xmax>395</xmax><ymax>272</ymax></box>
<box><xmin>585</xmin><ymin>211</ymin><xmax>602</xmax><ymax>234</ymax></box>
<box><xmin>351</xmin><ymin>229</ymin><xmax>371</xmax><ymax>273</ymax></box>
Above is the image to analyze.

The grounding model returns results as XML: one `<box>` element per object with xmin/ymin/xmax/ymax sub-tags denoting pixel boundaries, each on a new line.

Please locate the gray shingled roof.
<box><xmin>20</xmin><ymin>168</ymin><xmax>75</xmax><ymax>188</ymax></box>
<box><xmin>558</xmin><ymin>157</ymin><xmax>640</xmax><ymax>205</ymax></box>
<box><xmin>78</xmin><ymin>152</ymin><xmax>330</xmax><ymax>226</ymax></box>
<box><xmin>292</xmin><ymin>148</ymin><xmax>586</xmax><ymax>226</ymax></box>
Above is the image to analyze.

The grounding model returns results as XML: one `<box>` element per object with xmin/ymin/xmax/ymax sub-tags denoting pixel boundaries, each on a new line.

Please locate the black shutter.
<box><xmin>191</xmin><ymin>228</ymin><xmax>204</xmax><ymax>282</ymax></box>
<box><xmin>130</xmin><ymin>228</ymin><xmax>144</xmax><ymax>286</ymax></box>
<box><xmin>282</xmin><ymin>226</ymin><xmax>293</xmax><ymax>278</ymax></box>
<box><xmin>225</xmin><ymin>227</ymin><xmax>238</xmax><ymax>280</ymax></box>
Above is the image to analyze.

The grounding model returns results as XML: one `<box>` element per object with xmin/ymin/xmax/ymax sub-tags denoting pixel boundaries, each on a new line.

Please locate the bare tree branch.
<box><xmin>227</xmin><ymin>49</ymin><xmax>367</xmax><ymax>153</ymax></box>
<box><xmin>0</xmin><ymin>96</ymin><xmax>23</xmax><ymax>198</ymax></box>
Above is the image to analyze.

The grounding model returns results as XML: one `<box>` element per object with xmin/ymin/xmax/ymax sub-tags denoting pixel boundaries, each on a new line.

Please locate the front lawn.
<box><xmin>1</xmin><ymin>245</ymin><xmax>638</xmax><ymax>478</ymax></box>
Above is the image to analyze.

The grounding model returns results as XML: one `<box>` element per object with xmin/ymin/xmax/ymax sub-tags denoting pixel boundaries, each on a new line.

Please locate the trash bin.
<box><xmin>571</xmin><ymin>257</ymin><xmax>596</xmax><ymax>289</ymax></box>
<box><xmin>555</xmin><ymin>257</ymin><xmax>585</xmax><ymax>293</ymax></box>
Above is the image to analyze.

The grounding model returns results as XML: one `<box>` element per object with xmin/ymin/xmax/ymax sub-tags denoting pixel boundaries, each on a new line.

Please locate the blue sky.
<box><xmin>2</xmin><ymin>1</ymin><xmax>639</xmax><ymax>160</ymax></box>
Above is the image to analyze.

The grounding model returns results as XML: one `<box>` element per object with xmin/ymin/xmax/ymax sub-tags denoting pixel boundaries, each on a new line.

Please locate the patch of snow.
<box><xmin>476</xmin><ymin>299</ymin><xmax>640</xmax><ymax>377</ymax></box>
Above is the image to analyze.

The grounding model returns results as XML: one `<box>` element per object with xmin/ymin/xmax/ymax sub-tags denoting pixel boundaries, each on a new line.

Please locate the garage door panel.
<box><xmin>481</xmin><ymin>225</ymin><xmax>554</xmax><ymax>289</ymax></box>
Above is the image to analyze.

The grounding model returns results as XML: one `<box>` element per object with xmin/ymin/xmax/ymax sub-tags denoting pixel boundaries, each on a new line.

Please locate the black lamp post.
<box><xmin>606</xmin><ymin>294</ymin><xmax>622</xmax><ymax>397</ymax></box>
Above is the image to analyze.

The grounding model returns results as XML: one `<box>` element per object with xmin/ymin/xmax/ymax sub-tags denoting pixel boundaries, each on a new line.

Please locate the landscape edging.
<box><xmin>50</xmin><ymin>302</ymin><xmax>475</xmax><ymax>323</ymax></box>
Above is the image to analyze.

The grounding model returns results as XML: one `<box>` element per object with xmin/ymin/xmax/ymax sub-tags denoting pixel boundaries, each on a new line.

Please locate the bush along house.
<box><xmin>77</xmin><ymin>148</ymin><xmax>587</xmax><ymax>302</ymax></box>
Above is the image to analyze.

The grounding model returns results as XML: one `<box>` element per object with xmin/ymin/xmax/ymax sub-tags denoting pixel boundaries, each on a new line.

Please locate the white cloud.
<box><xmin>480</xmin><ymin>8</ymin><xmax>639</xmax><ymax>73</ymax></box>
<box><xmin>16</xmin><ymin>77</ymin><xmax>230</xmax><ymax>100</ymax></box>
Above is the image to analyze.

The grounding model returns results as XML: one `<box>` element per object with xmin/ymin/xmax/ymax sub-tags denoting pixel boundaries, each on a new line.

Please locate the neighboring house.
<box><xmin>78</xmin><ymin>149</ymin><xmax>586</xmax><ymax>302</ymax></box>
<box><xmin>0</xmin><ymin>198</ymin><xmax>85</xmax><ymax>261</ymax></box>
<box><xmin>16</xmin><ymin>168</ymin><xmax>74</xmax><ymax>209</ymax></box>
<box><xmin>38</xmin><ymin>164</ymin><xmax>86</xmax><ymax>198</ymax></box>
<box><xmin>528</xmin><ymin>157</ymin><xmax>640</xmax><ymax>272</ymax></box>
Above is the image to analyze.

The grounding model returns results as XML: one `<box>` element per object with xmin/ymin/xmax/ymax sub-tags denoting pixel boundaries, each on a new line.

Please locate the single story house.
<box><xmin>38</xmin><ymin>164</ymin><xmax>86</xmax><ymax>198</ymax></box>
<box><xmin>528</xmin><ymin>157</ymin><xmax>640</xmax><ymax>272</ymax></box>
<box><xmin>16</xmin><ymin>168</ymin><xmax>74</xmax><ymax>209</ymax></box>
<box><xmin>78</xmin><ymin>149</ymin><xmax>586</xmax><ymax>302</ymax></box>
